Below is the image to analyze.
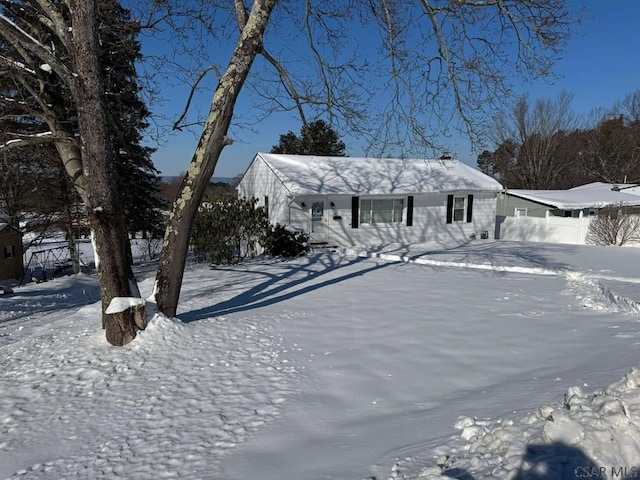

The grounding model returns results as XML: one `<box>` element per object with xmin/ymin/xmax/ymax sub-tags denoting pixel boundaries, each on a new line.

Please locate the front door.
<box><xmin>309</xmin><ymin>198</ymin><xmax>328</xmax><ymax>243</ymax></box>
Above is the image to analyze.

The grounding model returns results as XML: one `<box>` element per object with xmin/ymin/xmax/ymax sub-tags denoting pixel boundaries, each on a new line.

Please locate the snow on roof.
<box><xmin>508</xmin><ymin>182</ymin><xmax>640</xmax><ymax>210</ymax></box>
<box><xmin>568</xmin><ymin>181</ymin><xmax>640</xmax><ymax>192</ymax></box>
<box><xmin>256</xmin><ymin>153</ymin><xmax>503</xmax><ymax>195</ymax></box>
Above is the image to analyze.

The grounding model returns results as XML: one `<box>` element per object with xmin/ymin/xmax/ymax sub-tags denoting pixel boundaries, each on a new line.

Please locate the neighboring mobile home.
<box><xmin>0</xmin><ymin>223</ymin><xmax>24</xmax><ymax>280</ymax></box>
<box><xmin>237</xmin><ymin>153</ymin><xmax>503</xmax><ymax>247</ymax></box>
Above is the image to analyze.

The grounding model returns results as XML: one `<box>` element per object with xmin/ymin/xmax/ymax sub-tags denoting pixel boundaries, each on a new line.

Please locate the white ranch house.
<box><xmin>237</xmin><ymin>153</ymin><xmax>503</xmax><ymax>247</ymax></box>
<box><xmin>496</xmin><ymin>182</ymin><xmax>640</xmax><ymax>245</ymax></box>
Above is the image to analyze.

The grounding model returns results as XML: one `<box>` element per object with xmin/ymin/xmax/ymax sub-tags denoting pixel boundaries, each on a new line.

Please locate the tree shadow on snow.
<box><xmin>180</xmin><ymin>253</ymin><xmax>395</xmax><ymax>322</ymax></box>
<box><xmin>440</xmin><ymin>467</ymin><xmax>476</xmax><ymax>480</ymax></box>
<box><xmin>513</xmin><ymin>442</ymin><xmax>629</xmax><ymax>480</ymax></box>
<box><xmin>0</xmin><ymin>274</ymin><xmax>101</xmax><ymax>326</ymax></box>
<box><xmin>378</xmin><ymin>240</ymin><xmax>573</xmax><ymax>274</ymax></box>
<box><xmin>433</xmin><ymin>442</ymin><xmax>638</xmax><ymax>480</ymax></box>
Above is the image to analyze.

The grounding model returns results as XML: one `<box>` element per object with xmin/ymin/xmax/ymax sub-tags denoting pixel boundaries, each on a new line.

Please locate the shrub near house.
<box><xmin>191</xmin><ymin>195</ymin><xmax>308</xmax><ymax>265</ymax></box>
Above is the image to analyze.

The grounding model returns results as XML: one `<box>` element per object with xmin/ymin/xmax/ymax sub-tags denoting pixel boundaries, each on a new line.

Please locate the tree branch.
<box><xmin>0</xmin><ymin>132</ymin><xmax>75</xmax><ymax>152</ymax></box>
<box><xmin>0</xmin><ymin>13</ymin><xmax>75</xmax><ymax>88</ymax></box>
<box><xmin>173</xmin><ymin>65</ymin><xmax>222</xmax><ymax>131</ymax></box>
<box><xmin>259</xmin><ymin>47</ymin><xmax>307</xmax><ymax>127</ymax></box>
<box><xmin>234</xmin><ymin>0</ymin><xmax>249</xmax><ymax>31</ymax></box>
<box><xmin>35</xmin><ymin>0</ymin><xmax>71</xmax><ymax>47</ymax></box>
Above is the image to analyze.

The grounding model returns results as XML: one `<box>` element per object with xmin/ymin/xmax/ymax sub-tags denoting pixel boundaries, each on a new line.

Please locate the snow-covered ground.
<box><xmin>1</xmin><ymin>240</ymin><xmax>639</xmax><ymax>479</ymax></box>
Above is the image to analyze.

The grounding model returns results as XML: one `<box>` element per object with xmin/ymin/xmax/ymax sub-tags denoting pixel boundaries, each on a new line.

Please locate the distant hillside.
<box><xmin>212</xmin><ymin>177</ymin><xmax>237</xmax><ymax>185</ymax></box>
<box><xmin>160</xmin><ymin>176</ymin><xmax>237</xmax><ymax>185</ymax></box>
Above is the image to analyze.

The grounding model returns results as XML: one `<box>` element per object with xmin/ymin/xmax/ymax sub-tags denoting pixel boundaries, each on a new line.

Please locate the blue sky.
<box><xmin>144</xmin><ymin>1</ymin><xmax>640</xmax><ymax>179</ymax></box>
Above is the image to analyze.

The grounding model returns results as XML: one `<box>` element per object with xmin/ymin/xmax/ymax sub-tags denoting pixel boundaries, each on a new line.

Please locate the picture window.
<box><xmin>360</xmin><ymin>198</ymin><xmax>404</xmax><ymax>224</ymax></box>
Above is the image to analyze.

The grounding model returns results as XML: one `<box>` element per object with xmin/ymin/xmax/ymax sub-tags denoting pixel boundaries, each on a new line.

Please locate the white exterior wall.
<box><xmin>237</xmin><ymin>157</ymin><xmax>292</xmax><ymax>225</ymax></box>
<box><xmin>287</xmin><ymin>191</ymin><xmax>498</xmax><ymax>247</ymax></box>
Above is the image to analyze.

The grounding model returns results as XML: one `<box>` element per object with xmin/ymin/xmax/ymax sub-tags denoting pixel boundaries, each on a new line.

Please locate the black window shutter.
<box><xmin>351</xmin><ymin>196</ymin><xmax>359</xmax><ymax>228</ymax></box>
<box><xmin>446</xmin><ymin>194</ymin><xmax>454</xmax><ymax>224</ymax></box>
<box><xmin>466</xmin><ymin>194</ymin><xmax>474</xmax><ymax>223</ymax></box>
<box><xmin>406</xmin><ymin>196</ymin><xmax>414</xmax><ymax>227</ymax></box>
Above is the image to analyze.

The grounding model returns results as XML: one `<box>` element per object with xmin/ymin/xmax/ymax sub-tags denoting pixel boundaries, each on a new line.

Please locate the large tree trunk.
<box><xmin>69</xmin><ymin>0</ymin><xmax>139</xmax><ymax>345</ymax></box>
<box><xmin>155</xmin><ymin>0</ymin><xmax>276</xmax><ymax>317</ymax></box>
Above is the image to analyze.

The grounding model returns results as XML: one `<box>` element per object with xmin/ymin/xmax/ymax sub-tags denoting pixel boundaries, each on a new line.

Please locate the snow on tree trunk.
<box><xmin>155</xmin><ymin>0</ymin><xmax>276</xmax><ymax>318</ymax></box>
<box><xmin>106</xmin><ymin>297</ymin><xmax>147</xmax><ymax>331</ymax></box>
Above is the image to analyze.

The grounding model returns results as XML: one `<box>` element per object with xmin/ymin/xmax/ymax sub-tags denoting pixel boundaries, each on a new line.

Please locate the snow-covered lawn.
<box><xmin>1</xmin><ymin>241</ymin><xmax>639</xmax><ymax>479</ymax></box>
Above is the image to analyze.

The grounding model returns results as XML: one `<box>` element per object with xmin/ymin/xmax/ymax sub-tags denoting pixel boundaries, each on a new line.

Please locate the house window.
<box><xmin>514</xmin><ymin>208</ymin><xmax>528</xmax><ymax>217</ymax></box>
<box><xmin>4</xmin><ymin>245</ymin><xmax>15</xmax><ymax>259</ymax></box>
<box><xmin>264</xmin><ymin>196</ymin><xmax>269</xmax><ymax>218</ymax></box>
<box><xmin>360</xmin><ymin>198</ymin><xmax>404</xmax><ymax>224</ymax></box>
<box><xmin>446</xmin><ymin>194</ymin><xmax>474</xmax><ymax>224</ymax></box>
<box><xmin>453</xmin><ymin>196</ymin><xmax>466</xmax><ymax>222</ymax></box>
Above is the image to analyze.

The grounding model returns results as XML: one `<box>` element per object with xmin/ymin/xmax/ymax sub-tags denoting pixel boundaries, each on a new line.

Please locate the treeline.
<box><xmin>478</xmin><ymin>91</ymin><xmax>640</xmax><ymax>189</ymax></box>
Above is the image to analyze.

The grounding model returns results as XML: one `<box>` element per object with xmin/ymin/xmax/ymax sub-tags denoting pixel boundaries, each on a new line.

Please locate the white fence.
<box><xmin>497</xmin><ymin>211</ymin><xmax>592</xmax><ymax>245</ymax></box>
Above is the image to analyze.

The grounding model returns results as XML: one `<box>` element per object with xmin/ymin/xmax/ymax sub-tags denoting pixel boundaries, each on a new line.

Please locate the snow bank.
<box><xmin>392</xmin><ymin>368</ymin><xmax>640</xmax><ymax>479</ymax></box>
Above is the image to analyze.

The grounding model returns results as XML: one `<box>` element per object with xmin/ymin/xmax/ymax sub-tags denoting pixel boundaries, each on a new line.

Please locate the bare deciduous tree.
<box><xmin>580</xmin><ymin>92</ymin><xmax>640</xmax><ymax>184</ymax></box>
<box><xmin>492</xmin><ymin>91</ymin><xmax>577</xmax><ymax>189</ymax></box>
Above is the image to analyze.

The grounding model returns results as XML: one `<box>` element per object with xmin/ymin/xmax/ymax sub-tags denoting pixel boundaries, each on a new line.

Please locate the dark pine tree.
<box><xmin>271</xmin><ymin>119</ymin><xmax>346</xmax><ymax>156</ymax></box>
<box><xmin>98</xmin><ymin>1</ymin><xmax>165</xmax><ymax>240</ymax></box>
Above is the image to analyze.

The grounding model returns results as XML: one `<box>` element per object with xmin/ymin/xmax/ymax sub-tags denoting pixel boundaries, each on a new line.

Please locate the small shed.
<box><xmin>0</xmin><ymin>223</ymin><xmax>24</xmax><ymax>280</ymax></box>
<box><xmin>237</xmin><ymin>153</ymin><xmax>503</xmax><ymax>247</ymax></box>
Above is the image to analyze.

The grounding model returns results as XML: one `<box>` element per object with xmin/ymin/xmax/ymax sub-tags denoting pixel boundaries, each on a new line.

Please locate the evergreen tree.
<box><xmin>98</xmin><ymin>0</ymin><xmax>165</xmax><ymax>239</ymax></box>
<box><xmin>271</xmin><ymin>120</ymin><xmax>346</xmax><ymax>156</ymax></box>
